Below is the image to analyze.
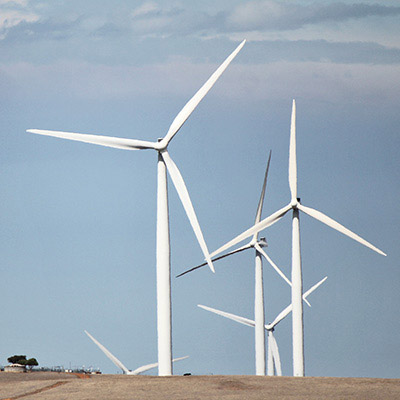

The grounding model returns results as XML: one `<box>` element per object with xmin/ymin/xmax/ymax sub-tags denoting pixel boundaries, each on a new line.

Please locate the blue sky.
<box><xmin>0</xmin><ymin>0</ymin><xmax>399</xmax><ymax>377</ymax></box>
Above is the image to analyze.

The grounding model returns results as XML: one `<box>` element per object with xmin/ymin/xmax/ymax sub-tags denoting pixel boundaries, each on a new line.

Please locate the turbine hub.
<box><xmin>291</xmin><ymin>197</ymin><xmax>301</xmax><ymax>208</ymax></box>
<box><xmin>258</xmin><ymin>237</ymin><xmax>268</xmax><ymax>248</ymax></box>
<box><xmin>155</xmin><ymin>138</ymin><xmax>167</xmax><ymax>152</ymax></box>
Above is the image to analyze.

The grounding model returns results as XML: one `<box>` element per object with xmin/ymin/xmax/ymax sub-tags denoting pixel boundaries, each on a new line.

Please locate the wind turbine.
<box><xmin>27</xmin><ymin>40</ymin><xmax>245</xmax><ymax>376</ymax></box>
<box><xmin>198</xmin><ymin>277</ymin><xmax>327</xmax><ymax>376</ymax></box>
<box><xmin>84</xmin><ymin>330</ymin><xmax>188</xmax><ymax>375</ymax></box>
<box><xmin>207</xmin><ymin>100</ymin><xmax>386</xmax><ymax>376</ymax></box>
<box><xmin>177</xmin><ymin>151</ymin><xmax>302</xmax><ymax>376</ymax></box>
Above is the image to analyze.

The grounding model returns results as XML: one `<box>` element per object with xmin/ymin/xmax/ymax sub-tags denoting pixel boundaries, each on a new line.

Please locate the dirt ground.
<box><xmin>0</xmin><ymin>372</ymin><xmax>399</xmax><ymax>400</ymax></box>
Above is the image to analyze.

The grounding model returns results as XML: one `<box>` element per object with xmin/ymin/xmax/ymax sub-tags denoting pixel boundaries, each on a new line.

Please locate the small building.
<box><xmin>4</xmin><ymin>364</ymin><xmax>26</xmax><ymax>373</ymax></box>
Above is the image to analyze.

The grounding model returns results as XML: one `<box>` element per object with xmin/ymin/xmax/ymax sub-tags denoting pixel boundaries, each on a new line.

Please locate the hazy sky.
<box><xmin>1</xmin><ymin>0</ymin><xmax>399</xmax><ymax>377</ymax></box>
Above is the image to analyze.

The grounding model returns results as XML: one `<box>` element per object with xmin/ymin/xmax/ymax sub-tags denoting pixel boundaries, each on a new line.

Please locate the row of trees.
<box><xmin>7</xmin><ymin>355</ymin><xmax>39</xmax><ymax>369</ymax></box>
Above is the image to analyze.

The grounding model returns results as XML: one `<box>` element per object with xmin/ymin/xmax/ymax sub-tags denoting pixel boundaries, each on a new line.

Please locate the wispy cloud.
<box><xmin>1</xmin><ymin>1</ymin><xmax>400</xmax><ymax>69</ymax></box>
<box><xmin>129</xmin><ymin>2</ymin><xmax>219</xmax><ymax>36</ymax></box>
<box><xmin>225</xmin><ymin>1</ymin><xmax>400</xmax><ymax>32</ymax></box>
<box><xmin>0</xmin><ymin>0</ymin><xmax>38</xmax><ymax>36</ymax></box>
<box><xmin>126</xmin><ymin>1</ymin><xmax>400</xmax><ymax>36</ymax></box>
<box><xmin>0</xmin><ymin>19</ymin><xmax>79</xmax><ymax>43</ymax></box>
<box><xmin>1</xmin><ymin>1</ymin><xmax>399</xmax><ymax>43</ymax></box>
<box><xmin>0</xmin><ymin>0</ymin><xmax>29</xmax><ymax>6</ymax></box>
<box><xmin>246</xmin><ymin>39</ymin><xmax>400</xmax><ymax>65</ymax></box>
<box><xmin>127</xmin><ymin>1</ymin><xmax>400</xmax><ymax>36</ymax></box>
<box><xmin>131</xmin><ymin>2</ymin><xmax>158</xmax><ymax>19</ymax></box>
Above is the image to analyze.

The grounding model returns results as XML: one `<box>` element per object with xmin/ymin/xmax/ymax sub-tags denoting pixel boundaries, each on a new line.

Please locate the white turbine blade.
<box><xmin>266</xmin><ymin>276</ymin><xmax>327</xmax><ymax>329</ymax></box>
<box><xmin>254</xmin><ymin>243</ymin><xmax>292</xmax><ymax>287</ymax></box>
<box><xmin>161</xmin><ymin>151</ymin><xmax>214</xmax><ymax>272</ymax></box>
<box><xmin>266</xmin><ymin>305</ymin><xmax>291</xmax><ymax>330</ymax></box>
<box><xmin>160</xmin><ymin>40</ymin><xmax>246</xmax><ymax>147</ymax></box>
<box><xmin>267</xmin><ymin>332</ymin><xmax>274</xmax><ymax>376</ymax></box>
<box><xmin>130</xmin><ymin>362</ymin><xmax>158</xmax><ymax>375</ymax></box>
<box><xmin>297</xmin><ymin>204</ymin><xmax>386</xmax><ymax>256</ymax></box>
<box><xmin>303</xmin><ymin>276</ymin><xmax>328</xmax><ymax>299</ymax></box>
<box><xmin>198</xmin><ymin>305</ymin><xmax>255</xmax><ymax>328</ymax></box>
<box><xmin>211</xmin><ymin>203</ymin><xmax>291</xmax><ymax>258</ymax></box>
<box><xmin>84</xmin><ymin>330</ymin><xmax>130</xmax><ymax>374</ymax></box>
<box><xmin>270</xmin><ymin>332</ymin><xmax>282</xmax><ymax>376</ymax></box>
<box><xmin>172</xmin><ymin>356</ymin><xmax>190</xmax><ymax>363</ymax></box>
<box><xmin>176</xmin><ymin>243</ymin><xmax>252</xmax><ymax>278</ymax></box>
<box><xmin>254</xmin><ymin>151</ymin><xmax>272</xmax><ymax>226</ymax></box>
<box><xmin>255</xmin><ymin>242</ymin><xmax>311</xmax><ymax>310</ymax></box>
<box><xmin>130</xmin><ymin>356</ymin><xmax>188</xmax><ymax>375</ymax></box>
<box><xmin>27</xmin><ymin>129</ymin><xmax>157</xmax><ymax>150</ymax></box>
<box><xmin>288</xmin><ymin>100</ymin><xmax>297</xmax><ymax>204</ymax></box>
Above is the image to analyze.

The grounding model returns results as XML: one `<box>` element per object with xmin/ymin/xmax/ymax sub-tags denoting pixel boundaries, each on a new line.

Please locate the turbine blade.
<box><xmin>130</xmin><ymin>356</ymin><xmax>188</xmax><ymax>375</ymax></box>
<box><xmin>27</xmin><ymin>129</ymin><xmax>157</xmax><ymax>150</ymax></box>
<box><xmin>172</xmin><ymin>356</ymin><xmax>190</xmax><ymax>363</ymax></box>
<box><xmin>160</xmin><ymin>40</ymin><xmax>246</xmax><ymax>147</ymax></box>
<box><xmin>270</xmin><ymin>333</ymin><xmax>282</xmax><ymax>376</ymax></box>
<box><xmin>254</xmin><ymin>151</ymin><xmax>272</xmax><ymax>226</ymax></box>
<box><xmin>130</xmin><ymin>362</ymin><xmax>158</xmax><ymax>375</ymax></box>
<box><xmin>161</xmin><ymin>151</ymin><xmax>214</xmax><ymax>272</ymax></box>
<box><xmin>84</xmin><ymin>330</ymin><xmax>130</xmax><ymax>374</ymax></box>
<box><xmin>210</xmin><ymin>203</ymin><xmax>291</xmax><ymax>258</ymax></box>
<box><xmin>267</xmin><ymin>332</ymin><xmax>274</xmax><ymax>376</ymax></box>
<box><xmin>266</xmin><ymin>306</ymin><xmax>291</xmax><ymax>330</ymax></box>
<box><xmin>254</xmin><ymin>243</ymin><xmax>292</xmax><ymax>287</ymax></box>
<box><xmin>265</xmin><ymin>276</ymin><xmax>327</xmax><ymax>329</ymax></box>
<box><xmin>297</xmin><ymin>204</ymin><xmax>387</xmax><ymax>256</ymax></box>
<box><xmin>288</xmin><ymin>100</ymin><xmax>297</xmax><ymax>204</ymax></box>
<box><xmin>303</xmin><ymin>276</ymin><xmax>328</xmax><ymax>298</ymax></box>
<box><xmin>198</xmin><ymin>304</ymin><xmax>255</xmax><ymax>328</ymax></box>
<box><xmin>176</xmin><ymin>243</ymin><xmax>252</xmax><ymax>278</ymax></box>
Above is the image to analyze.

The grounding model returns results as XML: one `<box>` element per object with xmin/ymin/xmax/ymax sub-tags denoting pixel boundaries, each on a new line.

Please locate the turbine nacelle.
<box><xmin>257</xmin><ymin>237</ymin><xmax>268</xmax><ymax>248</ymax></box>
<box><xmin>156</xmin><ymin>138</ymin><xmax>166</xmax><ymax>151</ymax></box>
<box><xmin>291</xmin><ymin>197</ymin><xmax>301</xmax><ymax>208</ymax></box>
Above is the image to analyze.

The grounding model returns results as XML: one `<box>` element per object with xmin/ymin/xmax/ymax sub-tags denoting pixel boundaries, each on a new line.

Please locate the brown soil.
<box><xmin>0</xmin><ymin>372</ymin><xmax>399</xmax><ymax>400</ymax></box>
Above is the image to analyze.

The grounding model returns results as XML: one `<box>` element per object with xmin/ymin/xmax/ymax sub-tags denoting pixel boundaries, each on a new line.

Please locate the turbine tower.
<box><xmin>84</xmin><ymin>330</ymin><xmax>188</xmax><ymax>375</ymax></box>
<box><xmin>177</xmin><ymin>151</ymin><xmax>298</xmax><ymax>375</ymax></box>
<box><xmin>199</xmin><ymin>277</ymin><xmax>327</xmax><ymax>376</ymax></box>
<box><xmin>27</xmin><ymin>40</ymin><xmax>245</xmax><ymax>376</ymax></box>
<box><xmin>208</xmin><ymin>100</ymin><xmax>386</xmax><ymax>376</ymax></box>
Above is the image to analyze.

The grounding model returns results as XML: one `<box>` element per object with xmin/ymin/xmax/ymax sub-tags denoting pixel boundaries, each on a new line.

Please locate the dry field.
<box><xmin>0</xmin><ymin>372</ymin><xmax>399</xmax><ymax>400</ymax></box>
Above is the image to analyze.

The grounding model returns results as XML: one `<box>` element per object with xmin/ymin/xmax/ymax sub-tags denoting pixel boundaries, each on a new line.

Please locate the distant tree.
<box><xmin>7</xmin><ymin>355</ymin><xmax>39</xmax><ymax>369</ymax></box>
<box><xmin>7</xmin><ymin>355</ymin><xmax>27</xmax><ymax>365</ymax></box>
<box><xmin>25</xmin><ymin>358</ymin><xmax>39</xmax><ymax>370</ymax></box>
